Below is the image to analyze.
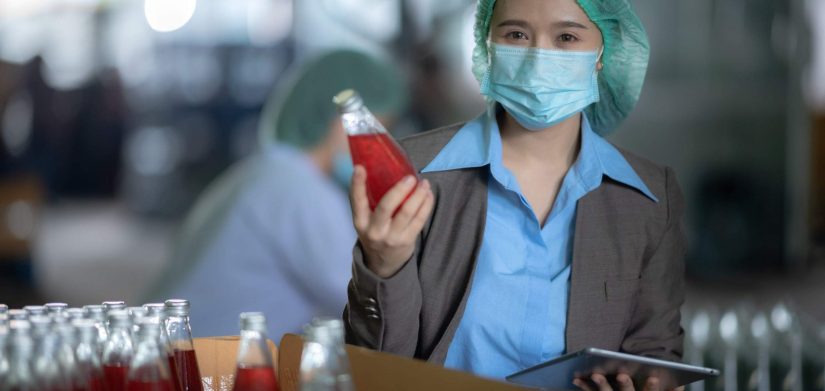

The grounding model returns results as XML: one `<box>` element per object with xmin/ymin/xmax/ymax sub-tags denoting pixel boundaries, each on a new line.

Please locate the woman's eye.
<box><xmin>559</xmin><ymin>33</ymin><xmax>577</xmax><ymax>42</ymax></box>
<box><xmin>506</xmin><ymin>31</ymin><xmax>528</xmax><ymax>40</ymax></box>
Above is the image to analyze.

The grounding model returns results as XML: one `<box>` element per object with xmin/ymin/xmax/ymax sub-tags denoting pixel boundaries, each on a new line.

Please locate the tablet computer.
<box><xmin>506</xmin><ymin>348</ymin><xmax>719</xmax><ymax>390</ymax></box>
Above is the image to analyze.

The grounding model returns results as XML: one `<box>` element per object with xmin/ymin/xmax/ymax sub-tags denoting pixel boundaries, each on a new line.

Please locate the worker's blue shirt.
<box><xmin>424</xmin><ymin>108</ymin><xmax>657</xmax><ymax>379</ymax></box>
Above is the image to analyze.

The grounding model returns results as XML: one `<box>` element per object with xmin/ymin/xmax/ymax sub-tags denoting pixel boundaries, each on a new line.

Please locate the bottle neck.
<box><xmin>237</xmin><ymin>330</ymin><xmax>273</xmax><ymax>368</ymax></box>
<box><xmin>165</xmin><ymin>315</ymin><xmax>194</xmax><ymax>350</ymax></box>
<box><xmin>340</xmin><ymin>106</ymin><xmax>388</xmax><ymax>136</ymax></box>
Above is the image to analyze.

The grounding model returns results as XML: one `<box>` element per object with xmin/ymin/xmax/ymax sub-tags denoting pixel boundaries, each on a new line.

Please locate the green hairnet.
<box><xmin>261</xmin><ymin>50</ymin><xmax>407</xmax><ymax>149</ymax></box>
<box><xmin>472</xmin><ymin>0</ymin><xmax>650</xmax><ymax>135</ymax></box>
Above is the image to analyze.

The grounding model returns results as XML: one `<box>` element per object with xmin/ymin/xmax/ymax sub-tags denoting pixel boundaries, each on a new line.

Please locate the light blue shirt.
<box><xmin>425</xmin><ymin>108</ymin><xmax>657</xmax><ymax>379</ymax></box>
<box><xmin>157</xmin><ymin>144</ymin><xmax>356</xmax><ymax>339</ymax></box>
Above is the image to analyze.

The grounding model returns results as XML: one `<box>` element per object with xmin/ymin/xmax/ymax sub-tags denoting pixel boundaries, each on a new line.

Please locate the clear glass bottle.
<box><xmin>0</xmin><ymin>323</ymin><xmax>9</xmax><ymax>382</ymax></box>
<box><xmin>23</xmin><ymin>305</ymin><xmax>45</xmax><ymax>317</ymax></box>
<box><xmin>102</xmin><ymin>309</ymin><xmax>135</xmax><ymax>391</ymax></box>
<box><xmin>74</xmin><ymin>319</ymin><xmax>106</xmax><ymax>391</ymax></box>
<box><xmin>45</xmin><ymin>302</ymin><xmax>69</xmax><ymax>315</ymax></box>
<box><xmin>30</xmin><ymin>315</ymin><xmax>71</xmax><ymax>391</ymax></box>
<box><xmin>233</xmin><ymin>312</ymin><xmax>279</xmax><ymax>391</ymax></box>
<box><xmin>164</xmin><ymin>299</ymin><xmax>203</xmax><ymax>391</ymax></box>
<box><xmin>55</xmin><ymin>320</ymin><xmax>85</xmax><ymax>391</ymax></box>
<box><xmin>299</xmin><ymin>318</ymin><xmax>354</xmax><ymax>391</ymax></box>
<box><xmin>144</xmin><ymin>303</ymin><xmax>181</xmax><ymax>391</ymax></box>
<box><xmin>129</xmin><ymin>307</ymin><xmax>149</xmax><ymax>339</ymax></box>
<box><xmin>333</xmin><ymin>89</ymin><xmax>417</xmax><ymax>211</ymax></box>
<box><xmin>127</xmin><ymin>318</ymin><xmax>175</xmax><ymax>391</ymax></box>
<box><xmin>2</xmin><ymin>320</ymin><xmax>35</xmax><ymax>391</ymax></box>
<box><xmin>103</xmin><ymin>301</ymin><xmax>127</xmax><ymax>333</ymax></box>
<box><xmin>8</xmin><ymin>309</ymin><xmax>28</xmax><ymax>321</ymax></box>
<box><xmin>84</xmin><ymin>304</ymin><xmax>110</xmax><ymax>355</ymax></box>
<box><xmin>67</xmin><ymin>308</ymin><xmax>86</xmax><ymax>321</ymax></box>
<box><xmin>0</xmin><ymin>303</ymin><xmax>8</xmax><ymax>327</ymax></box>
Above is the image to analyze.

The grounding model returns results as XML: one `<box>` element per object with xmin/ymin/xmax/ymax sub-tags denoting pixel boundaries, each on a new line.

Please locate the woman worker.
<box><xmin>345</xmin><ymin>0</ymin><xmax>685</xmax><ymax>390</ymax></box>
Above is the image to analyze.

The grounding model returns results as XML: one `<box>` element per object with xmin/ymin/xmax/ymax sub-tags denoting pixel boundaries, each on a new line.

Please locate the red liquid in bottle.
<box><xmin>126</xmin><ymin>380</ymin><xmax>174</xmax><ymax>391</ymax></box>
<box><xmin>232</xmin><ymin>366</ymin><xmax>280</xmax><ymax>391</ymax></box>
<box><xmin>348</xmin><ymin>133</ymin><xmax>417</xmax><ymax>210</ymax></box>
<box><xmin>168</xmin><ymin>354</ymin><xmax>182</xmax><ymax>391</ymax></box>
<box><xmin>104</xmin><ymin>364</ymin><xmax>129</xmax><ymax>391</ymax></box>
<box><xmin>89</xmin><ymin>374</ymin><xmax>106</xmax><ymax>391</ymax></box>
<box><xmin>173</xmin><ymin>349</ymin><xmax>203</xmax><ymax>391</ymax></box>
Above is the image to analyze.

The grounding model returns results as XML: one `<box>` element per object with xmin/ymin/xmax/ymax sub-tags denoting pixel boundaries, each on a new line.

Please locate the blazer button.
<box><xmin>366</xmin><ymin>297</ymin><xmax>377</xmax><ymax>305</ymax></box>
<box><xmin>367</xmin><ymin>313</ymin><xmax>380</xmax><ymax>320</ymax></box>
<box><xmin>364</xmin><ymin>305</ymin><xmax>379</xmax><ymax>314</ymax></box>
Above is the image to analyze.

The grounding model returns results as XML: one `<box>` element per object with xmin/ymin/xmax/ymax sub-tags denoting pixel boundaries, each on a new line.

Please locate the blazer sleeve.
<box><xmin>620</xmin><ymin>166</ymin><xmax>686</xmax><ymax>362</ymax></box>
<box><xmin>343</xmin><ymin>241</ymin><xmax>422</xmax><ymax>357</ymax></box>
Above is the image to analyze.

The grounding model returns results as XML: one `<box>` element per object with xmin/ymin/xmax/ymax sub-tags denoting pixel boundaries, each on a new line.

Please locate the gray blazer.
<box><xmin>344</xmin><ymin>123</ymin><xmax>686</xmax><ymax>365</ymax></box>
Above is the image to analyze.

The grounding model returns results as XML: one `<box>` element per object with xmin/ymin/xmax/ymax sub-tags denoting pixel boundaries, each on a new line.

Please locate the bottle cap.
<box><xmin>239</xmin><ymin>312</ymin><xmax>268</xmax><ymax>333</ymax></box>
<box><xmin>333</xmin><ymin>89</ymin><xmax>364</xmax><ymax>113</ymax></box>
<box><xmin>23</xmin><ymin>305</ymin><xmax>46</xmax><ymax>316</ymax></box>
<box><xmin>102</xmin><ymin>301</ymin><xmax>127</xmax><ymax>311</ymax></box>
<box><xmin>164</xmin><ymin>299</ymin><xmax>190</xmax><ymax>316</ymax></box>
<box><xmin>45</xmin><ymin>303</ymin><xmax>68</xmax><ymax>313</ymax></box>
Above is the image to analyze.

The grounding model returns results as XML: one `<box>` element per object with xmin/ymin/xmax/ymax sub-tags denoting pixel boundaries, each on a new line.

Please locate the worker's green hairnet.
<box><xmin>260</xmin><ymin>50</ymin><xmax>407</xmax><ymax>148</ymax></box>
<box><xmin>472</xmin><ymin>0</ymin><xmax>649</xmax><ymax>135</ymax></box>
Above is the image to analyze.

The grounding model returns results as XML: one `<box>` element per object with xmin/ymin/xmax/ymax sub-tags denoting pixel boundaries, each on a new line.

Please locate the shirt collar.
<box><xmin>421</xmin><ymin>108</ymin><xmax>658</xmax><ymax>203</ymax></box>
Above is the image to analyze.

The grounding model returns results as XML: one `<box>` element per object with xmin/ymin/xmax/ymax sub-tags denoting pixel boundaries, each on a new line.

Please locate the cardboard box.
<box><xmin>193</xmin><ymin>334</ymin><xmax>530</xmax><ymax>390</ymax></box>
<box><xmin>193</xmin><ymin>336</ymin><xmax>279</xmax><ymax>391</ymax></box>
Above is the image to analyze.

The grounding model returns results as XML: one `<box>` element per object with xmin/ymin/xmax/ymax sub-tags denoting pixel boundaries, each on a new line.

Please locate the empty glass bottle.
<box><xmin>67</xmin><ymin>308</ymin><xmax>86</xmax><ymax>321</ymax></box>
<box><xmin>55</xmin><ymin>321</ymin><xmax>85</xmax><ymax>391</ymax></box>
<box><xmin>84</xmin><ymin>304</ymin><xmax>109</xmax><ymax>355</ymax></box>
<box><xmin>23</xmin><ymin>306</ymin><xmax>45</xmax><ymax>317</ymax></box>
<box><xmin>74</xmin><ymin>319</ymin><xmax>105</xmax><ymax>391</ymax></box>
<box><xmin>334</xmin><ymin>89</ymin><xmax>417</xmax><ymax>211</ymax></box>
<box><xmin>127</xmin><ymin>318</ymin><xmax>175</xmax><ymax>391</ymax></box>
<box><xmin>8</xmin><ymin>309</ymin><xmax>27</xmax><ymax>321</ymax></box>
<box><xmin>0</xmin><ymin>325</ymin><xmax>8</xmax><ymax>382</ymax></box>
<box><xmin>2</xmin><ymin>320</ymin><xmax>35</xmax><ymax>391</ymax></box>
<box><xmin>299</xmin><ymin>318</ymin><xmax>354</xmax><ymax>391</ymax></box>
<box><xmin>102</xmin><ymin>309</ymin><xmax>134</xmax><ymax>391</ymax></box>
<box><xmin>30</xmin><ymin>315</ymin><xmax>71</xmax><ymax>391</ymax></box>
<box><xmin>164</xmin><ymin>299</ymin><xmax>203</xmax><ymax>391</ymax></box>
<box><xmin>232</xmin><ymin>312</ymin><xmax>279</xmax><ymax>391</ymax></box>
<box><xmin>0</xmin><ymin>304</ymin><xmax>7</xmax><ymax>327</ymax></box>
<box><xmin>103</xmin><ymin>301</ymin><xmax>127</xmax><ymax>333</ymax></box>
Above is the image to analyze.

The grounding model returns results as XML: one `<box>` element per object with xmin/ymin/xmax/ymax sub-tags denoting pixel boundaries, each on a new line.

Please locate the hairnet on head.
<box><xmin>260</xmin><ymin>50</ymin><xmax>407</xmax><ymax>149</ymax></box>
<box><xmin>472</xmin><ymin>0</ymin><xmax>650</xmax><ymax>135</ymax></box>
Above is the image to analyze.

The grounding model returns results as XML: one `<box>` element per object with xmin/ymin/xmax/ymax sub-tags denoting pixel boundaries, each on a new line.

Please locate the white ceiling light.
<box><xmin>144</xmin><ymin>0</ymin><xmax>197</xmax><ymax>33</ymax></box>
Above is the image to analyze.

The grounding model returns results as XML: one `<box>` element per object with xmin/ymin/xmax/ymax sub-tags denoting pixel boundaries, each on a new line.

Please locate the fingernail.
<box><xmin>591</xmin><ymin>375</ymin><xmax>601</xmax><ymax>384</ymax></box>
<box><xmin>404</xmin><ymin>176</ymin><xmax>415</xmax><ymax>185</ymax></box>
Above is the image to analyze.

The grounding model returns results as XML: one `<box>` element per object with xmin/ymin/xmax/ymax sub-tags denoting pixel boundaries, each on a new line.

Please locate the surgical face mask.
<box><xmin>481</xmin><ymin>43</ymin><xmax>601</xmax><ymax>131</ymax></box>
<box><xmin>331</xmin><ymin>151</ymin><xmax>354</xmax><ymax>190</ymax></box>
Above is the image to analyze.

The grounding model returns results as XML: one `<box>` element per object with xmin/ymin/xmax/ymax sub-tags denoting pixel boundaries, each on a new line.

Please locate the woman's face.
<box><xmin>489</xmin><ymin>0</ymin><xmax>603</xmax><ymax>52</ymax></box>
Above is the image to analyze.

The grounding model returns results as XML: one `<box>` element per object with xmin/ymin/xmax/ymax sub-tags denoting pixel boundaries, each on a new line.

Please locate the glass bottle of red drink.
<box><xmin>74</xmin><ymin>319</ymin><xmax>106</xmax><ymax>391</ymax></box>
<box><xmin>4</xmin><ymin>320</ymin><xmax>36</xmax><ymax>391</ymax></box>
<box><xmin>232</xmin><ymin>312</ymin><xmax>279</xmax><ymax>391</ymax></box>
<box><xmin>333</xmin><ymin>89</ymin><xmax>418</xmax><ymax>211</ymax></box>
<box><xmin>102</xmin><ymin>310</ymin><xmax>135</xmax><ymax>391</ymax></box>
<box><xmin>127</xmin><ymin>318</ymin><xmax>176</xmax><ymax>391</ymax></box>
<box><xmin>164</xmin><ymin>299</ymin><xmax>203</xmax><ymax>391</ymax></box>
<box><xmin>143</xmin><ymin>303</ymin><xmax>181</xmax><ymax>391</ymax></box>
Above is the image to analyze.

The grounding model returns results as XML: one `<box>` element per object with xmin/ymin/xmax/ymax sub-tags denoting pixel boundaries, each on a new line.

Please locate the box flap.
<box><xmin>278</xmin><ymin>334</ymin><xmax>531</xmax><ymax>391</ymax></box>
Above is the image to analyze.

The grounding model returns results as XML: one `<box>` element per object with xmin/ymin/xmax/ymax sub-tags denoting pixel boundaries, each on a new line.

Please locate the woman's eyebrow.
<box><xmin>552</xmin><ymin>20</ymin><xmax>589</xmax><ymax>29</ymax></box>
<box><xmin>496</xmin><ymin>19</ymin><xmax>530</xmax><ymax>28</ymax></box>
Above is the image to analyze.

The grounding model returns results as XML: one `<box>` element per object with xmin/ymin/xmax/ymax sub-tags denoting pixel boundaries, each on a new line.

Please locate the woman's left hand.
<box><xmin>572</xmin><ymin>373</ymin><xmax>685</xmax><ymax>391</ymax></box>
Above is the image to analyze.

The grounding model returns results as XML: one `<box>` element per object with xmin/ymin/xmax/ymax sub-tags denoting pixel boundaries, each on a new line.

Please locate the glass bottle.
<box><xmin>45</xmin><ymin>302</ymin><xmax>69</xmax><ymax>315</ymax></box>
<box><xmin>0</xmin><ymin>304</ymin><xmax>8</xmax><ymax>327</ymax></box>
<box><xmin>129</xmin><ymin>307</ymin><xmax>149</xmax><ymax>339</ymax></box>
<box><xmin>67</xmin><ymin>308</ymin><xmax>86</xmax><ymax>321</ymax></box>
<box><xmin>144</xmin><ymin>303</ymin><xmax>181</xmax><ymax>391</ymax></box>
<box><xmin>8</xmin><ymin>309</ymin><xmax>28</xmax><ymax>321</ymax></box>
<box><xmin>299</xmin><ymin>318</ymin><xmax>354</xmax><ymax>391</ymax></box>
<box><xmin>164</xmin><ymin>299</ymin><xmax>203</xmax><ymax>391</ymax></box>
<box><xmin>102</xmin><ymin>309</ymin><xmax>135</xmax><ymax>391</ymax></box>
<box><xmin>74</xmin><ymin>319</ymin><xmax>106</xmax><ymax>391</ymax></box>
<box><xmin>55</xmin><ymin>321</ymin><xmax>85</xmax><ymax>391</ymax></box>
<box><xmin>23</xmin><ymin>305</ymin><xmax>45</xmax><ymax>317</ymax></box>
<box><xmin>233</xmin><ymin>312</ymin><xmax>279</xmax><ymax>391</ymax></box>
<box><xmin>334</xmin><ymin>89</ymin><xmax>417</xmax><ymax>211</ymax></box>
<box><xmin>84</xmin><ymin>304</ymin><xmax>109</xmax><ymax>356</ymax></box>
<box><xmin>30</xmin><ymin>315</ymin><xmax>71</xmax><ymax>391</ymax></box>
<box><xmin>127</xmin><ymin>318</ymin><xmax>175</xmax><ymax>391</ymax></box>
<box><xmin>0</xmin><ymin>324</ymin><xmax>8</xmax><ymax>382</ymax></box>
<box><xmin>103</xmin><ymin>301</ymin><xmax>127</xmax><ymax>333</ymax></box>
<box><xmin>2</xmin><ymin>320</ymin><xmax>35</xmax><ymax>391</ymax></box>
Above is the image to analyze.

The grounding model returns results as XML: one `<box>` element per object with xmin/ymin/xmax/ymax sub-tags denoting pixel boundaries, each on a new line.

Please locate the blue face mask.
<box><xmin>480</xmin><ymin>43</ymin><xmax>601</xmax><ymax>131</ymax></box>
<box><xmin>331</xmin><ymin>151</ymin><xmax>354</xmax><ymax>190</ymax></box>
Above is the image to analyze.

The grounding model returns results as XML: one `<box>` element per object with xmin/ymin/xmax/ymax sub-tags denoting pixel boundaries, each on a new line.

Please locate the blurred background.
<box><xmin>0</xmin><ymin>0</ymin><xmax>824</xmax><ymax>388</ymax></box>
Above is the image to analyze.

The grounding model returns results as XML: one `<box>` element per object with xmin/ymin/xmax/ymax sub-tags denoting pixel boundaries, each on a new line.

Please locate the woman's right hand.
<box><xmin>350</xmin><ymin>165</ymin><xmax>434</xmax><ymax>278</ymax></box>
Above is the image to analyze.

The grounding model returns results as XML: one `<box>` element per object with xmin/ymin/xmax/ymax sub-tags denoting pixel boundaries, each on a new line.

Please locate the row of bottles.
<box><xmin>1</xmin><ymin>300</ymin><xmax>355</xmax><ymax>391</ymax></box>
<box><xmin>0</xmin><ymin>300</ymin><xmax>204</xmax><ymax>391</ymax></box>
<box><xmin>684</xmin><ymin>302</ymin><xmax>825</xmax><ymax>391</ymax></box>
